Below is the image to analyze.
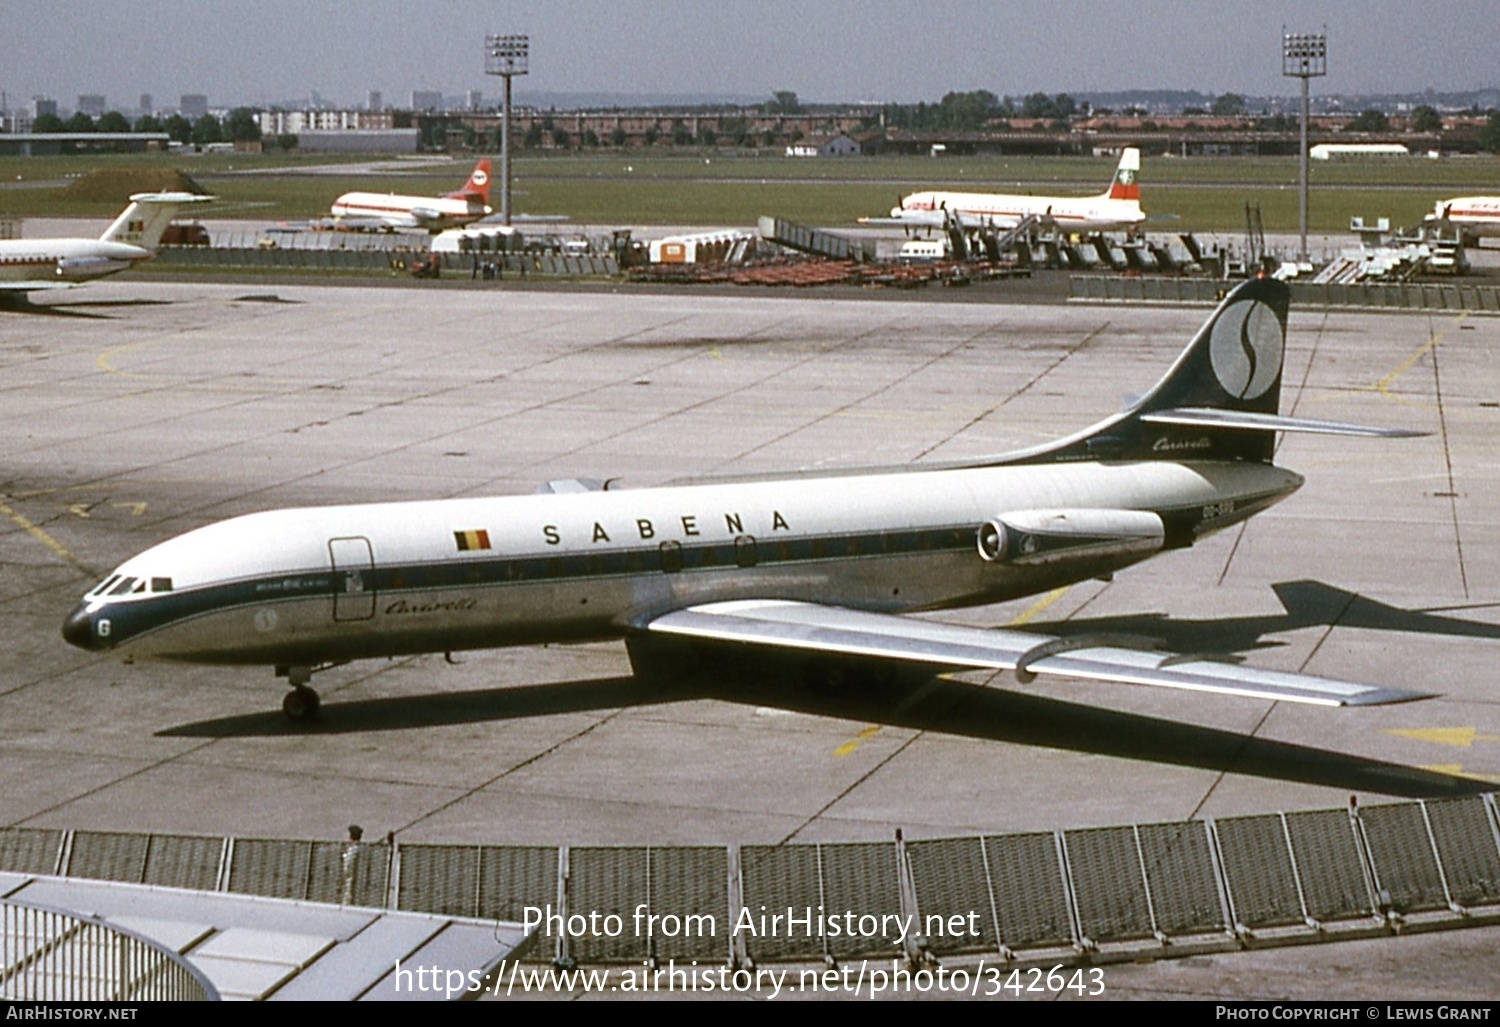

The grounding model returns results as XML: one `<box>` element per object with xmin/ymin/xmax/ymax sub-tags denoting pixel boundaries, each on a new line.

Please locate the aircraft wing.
<box><xmin>859</xmin><ymin>210</ymin><xmax>1017</xmax><ymax>231</ymax></box>
<box><xmin>642</xmin><ymin>599</ymin><xmax>1430</xmax><ymax>707</ymax></box>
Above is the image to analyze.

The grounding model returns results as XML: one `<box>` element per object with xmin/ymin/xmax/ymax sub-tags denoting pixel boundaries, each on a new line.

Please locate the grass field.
<box><xmin>1</xmin><ymin>150</ymin><xmax>1495</xmax><ymax>233</ymax></box>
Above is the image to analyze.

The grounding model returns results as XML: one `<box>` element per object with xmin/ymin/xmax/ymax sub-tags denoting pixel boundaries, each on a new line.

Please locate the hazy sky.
<box><xmin>5</xmin><ymin>0</ymin><xmax>1498</xmax><ymax>110</ymax></box>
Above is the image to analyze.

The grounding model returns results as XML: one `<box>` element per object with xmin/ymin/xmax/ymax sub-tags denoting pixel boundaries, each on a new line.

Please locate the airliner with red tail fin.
<box><xmin>330</xmin><ymin>159</ymin><xmax>492</xmax><ymax>233</ymax></box>
<box><xmin>865</xmin><ymin>148</ymin><xmax>1145</xmax><ymax>235</ymax></box>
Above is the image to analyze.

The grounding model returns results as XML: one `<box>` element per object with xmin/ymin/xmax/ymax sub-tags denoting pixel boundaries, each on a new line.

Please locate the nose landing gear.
<box><xmin>282</xmin><ymin>684</ymin><xmax>321</xmax><ymax>720</ymax></box>
<box><xmin>276</xmin><ymin>664</ymin><xmax>328</xmax><ymax>721</ymax></box>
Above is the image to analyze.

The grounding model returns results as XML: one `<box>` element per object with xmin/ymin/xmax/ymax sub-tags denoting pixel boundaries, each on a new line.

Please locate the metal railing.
<box><xmin>3</xmin><ymin>792</ymin><xmax>1496</xmax><ymax>969</ymax></box>
<box><xmin>0</xmin><ymin>899</ymin><xmax>218</xmax><ymax>1001</ymax></box>
<box><xmin>1070</xmin><ymin>273</ymin><xmax>1500</xmax><ymax>312</ymax></box>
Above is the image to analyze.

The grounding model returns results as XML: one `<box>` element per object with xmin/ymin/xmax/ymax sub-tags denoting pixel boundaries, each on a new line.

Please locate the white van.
<box><xmin>897</xmin><ymin>239</ymin><xmax>951</xmax><ymax>263</ymax></box>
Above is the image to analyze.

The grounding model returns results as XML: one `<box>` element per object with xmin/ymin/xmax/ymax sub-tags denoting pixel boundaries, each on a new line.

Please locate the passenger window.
<box><xmin>151</xmin><ymin>577</ymin><xmax>173</xmax><ymax>593</ymax></box>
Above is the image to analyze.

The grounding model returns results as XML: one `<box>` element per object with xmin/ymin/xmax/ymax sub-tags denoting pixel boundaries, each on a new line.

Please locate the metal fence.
<box><xmin>156</xmin><ymin>245</ymin><xmax>619</xmax><ymax>277</ymax></box>
<box><xmin>3</xmin><ymin>793</ymin><xmax>1496</xmax><ymax>969</ymax></box>
<box><xmin>1070</xmin><ymin>274</ymin><xmax>1500</xmax><ymax>312</ymax></box>
<box><xmin>0</xmin><ymin>899</ymin><xmax>218</xmax><ymax>1001</ymax></box>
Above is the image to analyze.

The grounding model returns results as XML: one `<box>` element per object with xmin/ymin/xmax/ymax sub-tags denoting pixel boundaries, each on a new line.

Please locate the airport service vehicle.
<box><xmin>0</xmin><ymin>193</ymin><xmax>212</xmax><ymax>295</ymax></box>
<box><xmin>64</xmin><ymin>277</ymin><xmax>1427</xmax><ymax>719</ymax></box>
<box><xmin>867</xmin><ymin>148</ymin><xmax>1145</xmax><ymax>235</ymax></box>
<box><xmin>329</xmin><ymin>159</ymin><xmax>492</xmax><ymax>233</ymax></box>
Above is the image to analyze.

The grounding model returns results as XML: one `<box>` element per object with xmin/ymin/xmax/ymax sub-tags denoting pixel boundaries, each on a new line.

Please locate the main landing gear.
<box><xmin>277</xmin><ymin>665</ymin><xmax>323</xmax><ymax>721</ymax></box>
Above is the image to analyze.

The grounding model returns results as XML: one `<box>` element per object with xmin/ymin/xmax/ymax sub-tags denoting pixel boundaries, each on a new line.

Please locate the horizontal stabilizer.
<box><xmin>644</xmin><ymin>599</ymin><xmax>1432</xmax><ymax>707</ymax></box>
<box><xmin>127</xmin><ymin>192</ymin><xmax>214</xmax><ymax>205</ymax></box>
<box><xmin>1142</xmin><ymin>407</ymin><xmax>1427</xmax><ymax>438</ymax></box>
<box><xmin>0</xmin><ymin>281</ymin><xmax>75</xmax><ymax>292</ymax></box>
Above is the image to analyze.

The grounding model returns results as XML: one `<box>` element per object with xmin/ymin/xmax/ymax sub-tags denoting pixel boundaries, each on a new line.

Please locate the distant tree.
<box><xmin>1020</xmin><ymin>92</ymin><xmax>1075</xmax><ymax>120</ymax></box>
<box><xmin>1257</xmin><ymin>112</ymin><xmax>1295</xmax><ymax>132</ymax></box>
<box><xmin>1479</xmin><ymin>110</ymin><xmax>1500</xmax><ymax>153</ymax></box>
<box><xmin>64</xmin><ymin>111</ymin><xmax>96</xmax><ymax>132</ymax></box>
<box><xmin>934</xmin><ymin>90</ymin><xmax>1000</xmax><ymax>130</ymax></box>
<box><xmin>1346</xmin><ymin>109</ymin><xmax>1390</xmax><ymax>133</ymax></box>
<box><xmin>671</xmin><ymin>120</ymin><xmax>692</xmax><ymax>146</ymax></box>
<box><xmin>697</xmin><ymin>127</ymin><xmax>717</xmax><ymax>146</ymax></box>
<box><xmin>164</xmin><ymin>113</ymin><xmax>193</xmax><ymax>144</ymax></box>
<box><xmin>1020</xmin><ymin>92</ymin><xmax>1052</xmax><ymax>119</ymax></box>
<box><xmin>765</xmin><ymin>90</ymin><xmax>801</xmax><ymax>115</ymax></box>
<box><xmin>133</xmin><ymin>114</ymin><xmax>163</xmax><ymax>133</ymax></box>
<box><xmin>191</xmin><ymin>114</ymin><xmax>223</xmax><ymax>146</ymax></box>
<box><xmin>224</xmin><ymin>107</ymin><xmax>262</xmax><ymax>142</ymax></box>
<box><xmin>758</xmin><ymin>127</ymin><xmax>776</xmax><ymax>147</ymax></box>
<box><xmin>96</xmin><ymin>111</ymin><xmax>131</xmax><ymax>133</ymax></box>
<box><xmin>551</xmin><ymin>127</ymin><xmax>570</xmax><ymax>148</ymax></box>
<box><xmin>275</xmin><ymin>133</ymin><xmax>299</xmax><ymax>151</ymax></box>
<box><xmin>524</xmin><ymin>123</ymin><xmax>544</xmax><ymax>148</ymax></box>
<box><xmin>644</xmin><ymin>126</ymin><xmax>660</xmax><ymax>146</ymax></box>
<box><xmin>609</xmin><ymin>125</ymin><xmax>627</xmax><ymax>146</ymax></box>
<box><xmin>582</xmin><ymin>129</ymin><xmax>600</xmax><ymax>147</ymax></box>
<box><xmin>1410</xmin><ymin>105</ymin><xmax>1442</xmax><ymax>133</ymax></box>
<box><xmin>719</xmin><ymin>115</ymin><xmax>750</xmax><ymax>145</ymax></box>
<box><xmin>1211</xmin><ymin>93</ymin><xmax>1245</xmax><ymax>116</ymax></box>
<box><xmin>33</xmin><ymin>112</ymin><xmax>64</xmax><ymax>133</ymax></box>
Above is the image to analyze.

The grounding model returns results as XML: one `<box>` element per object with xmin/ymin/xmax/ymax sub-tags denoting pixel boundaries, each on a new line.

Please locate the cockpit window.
<box><xmin>107</xmin><ymin>577</ymin><xmax>138</xmax><ymax>596</ymax></box>
<box><xmin>151</xmin><ymin>577</ymin><xmax>173</xmax><ymax>593</ymax></box>
<box><xmin>88</xmin><ymin>575</ymin><xmax>121</xmax><ymax>597</ymax></box>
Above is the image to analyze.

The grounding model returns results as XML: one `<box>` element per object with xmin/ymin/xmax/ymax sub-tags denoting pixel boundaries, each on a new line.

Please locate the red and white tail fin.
<box><xmin>446</xmin><ymin>159</ymin><xmax>492</xmax><ymax>204</ymax></box>
<box><xmin>1105</xmin><ymin>147</ymin><xmax>1140</xmax><ymax>202</ymax></box>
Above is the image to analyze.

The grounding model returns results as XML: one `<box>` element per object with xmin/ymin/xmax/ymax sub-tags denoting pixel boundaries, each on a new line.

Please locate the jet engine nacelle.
<box><xmin>55</xmin><ymin>256</ymin><xmax>130</xmax><ymax>281</ymax></box>
<box><xmin>976</xmin><ymin>509</ymin><xmax>1165</xmax><ymax>566</ymax></box>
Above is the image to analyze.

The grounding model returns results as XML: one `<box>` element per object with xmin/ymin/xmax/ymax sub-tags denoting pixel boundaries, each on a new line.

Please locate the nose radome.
<box><xmin>62</xmin><ymin>604</ymin><xmax>100</xmax><ymax>650</ymax></box>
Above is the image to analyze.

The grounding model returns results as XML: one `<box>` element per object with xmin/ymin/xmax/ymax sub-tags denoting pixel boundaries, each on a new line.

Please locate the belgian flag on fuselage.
<box><xmin>454</xmin><ymin>529</ymin><xmax>491</xmax><ymax>552</ymax></box>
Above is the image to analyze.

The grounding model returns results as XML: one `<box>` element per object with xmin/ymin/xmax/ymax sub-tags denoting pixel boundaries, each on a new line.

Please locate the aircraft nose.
<box><xmin>61</xmin><ymin>603</ymin><xmax>104</xmax><ymax>651</ymax></box>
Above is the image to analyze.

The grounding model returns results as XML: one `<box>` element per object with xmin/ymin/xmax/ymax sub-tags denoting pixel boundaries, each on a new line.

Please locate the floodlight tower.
<box><xmin>1282</xmin><ymin>27</ymin><xmax>1326</xmax><ymax>263</ymax></box>
<box><xmin>484</xmin><ymin>33</ymin><xmax>528</xmax><ymax>226</ymax></box>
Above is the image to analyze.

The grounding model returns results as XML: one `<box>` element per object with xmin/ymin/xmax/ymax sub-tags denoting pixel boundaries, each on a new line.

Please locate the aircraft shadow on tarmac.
<box><xmin>158</xmin><ymin>577</ymin><xmax>1498</xmax><ymax>801</ymax></box>
<box><xmin>1022</xmin><ymin>579</ymin><xmax>1500</xmax><ymax>654</ymax></box>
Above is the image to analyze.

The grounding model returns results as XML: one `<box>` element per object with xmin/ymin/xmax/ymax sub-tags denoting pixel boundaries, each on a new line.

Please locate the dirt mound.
<box><xmin>59</xmin><ymin>168</ymin><xmax>208</xmax><ymax>202</ymax></box>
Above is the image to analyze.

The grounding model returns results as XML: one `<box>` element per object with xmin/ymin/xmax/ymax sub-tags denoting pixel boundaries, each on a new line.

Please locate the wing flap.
<box><xmin>643</xmin><ymin>599</ymin><xmax>1431</xmax><ymax>707</ymax></box>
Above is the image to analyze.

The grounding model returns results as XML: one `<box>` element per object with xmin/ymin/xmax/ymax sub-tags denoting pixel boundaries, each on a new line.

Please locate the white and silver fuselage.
<box><xmin>0</xmin><ymin>239</ymin><xmax>152</xmax><ymax>283</ymax></box>
<box><xmin>63</xmin><ymin>459</ymin><xmax>1301</xmax><ymax>668</ymax></box>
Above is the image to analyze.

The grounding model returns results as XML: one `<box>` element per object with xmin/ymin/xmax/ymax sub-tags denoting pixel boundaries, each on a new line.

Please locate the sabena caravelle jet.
<box><xmin>64</xmin><ymin>277</ymin><xmax>1429</xmax><ymax>720</ymax></box>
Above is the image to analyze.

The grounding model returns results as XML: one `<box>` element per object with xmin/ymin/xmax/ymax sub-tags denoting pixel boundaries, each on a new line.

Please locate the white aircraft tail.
<box><xmin>99</xmin><ymin>192</ymin><xmax>212</xmax><ymax>251</ymax></box>
<box><xmin>1101</xmin><ymin>148</ymin><xmax>1141</xmax><ymax>208</ymax></box>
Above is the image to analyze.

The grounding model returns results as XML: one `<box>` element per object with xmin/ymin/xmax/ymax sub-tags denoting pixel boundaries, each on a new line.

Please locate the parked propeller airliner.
<box><xmin>64</xmin><ymin>277</ymin><xmax>1430</xmax><ymax>720</ymax></box>
<box><xmin>864</xmin><ymin>148</ymin><xmax>1145</xmax><ymax>235</ymax></box>
<box><xmin>1432</xmin><ymin>195</ymin><xmax>1500</xmax><ymax>246</ymax></box>
<box><xmin>0</xmin><ymin>192</ymin><xmax>212</xmax><ymax>295</ymax></box>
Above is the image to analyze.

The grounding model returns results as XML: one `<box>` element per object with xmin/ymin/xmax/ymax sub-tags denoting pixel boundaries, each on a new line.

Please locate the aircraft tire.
<box><xmin>283</xmin><ymin>685</ymin><xmax>320</xmax><ymax>721</ymax></box>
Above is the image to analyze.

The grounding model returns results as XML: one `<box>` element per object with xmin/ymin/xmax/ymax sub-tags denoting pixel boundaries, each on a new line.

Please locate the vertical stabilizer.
<box><xmin>99</xmin><ymin>192</ymin><xmax>211</xmax><ymax>250</ymax></box>
<box><xmin>1004</xmin><ymin>276</ymin><xmax>1290</xmax><ymax>465</ymax></box>
<box><xmin>447</xmin><ymin>159</ymin><xmax>492</xmax><ymax>205</ymax></box>
<box><xmin>1106</xmin><ymin>147</ymin><xmax>1141</xmax><ymax>203</ymax></box>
